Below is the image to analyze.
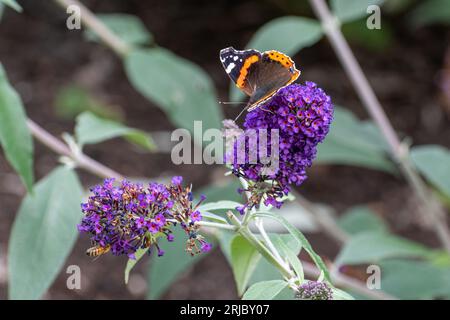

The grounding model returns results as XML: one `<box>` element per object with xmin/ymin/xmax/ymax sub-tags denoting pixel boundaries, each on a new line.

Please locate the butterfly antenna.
<box><xmin>234</xmin><ymin>103</ymin><xmax>251</xmax><ymax>122</ymax></box>
<box><xmin>219</xmin><ymin>101</ymin><xmax>247</xmax><ymax>105</ymax></box>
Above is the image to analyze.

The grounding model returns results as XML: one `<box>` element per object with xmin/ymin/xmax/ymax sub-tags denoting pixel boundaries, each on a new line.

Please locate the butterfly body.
<box><xmin>220</xmin><ymin>47</ymin><xmax>300</xmax><ymax>111</ymax></box>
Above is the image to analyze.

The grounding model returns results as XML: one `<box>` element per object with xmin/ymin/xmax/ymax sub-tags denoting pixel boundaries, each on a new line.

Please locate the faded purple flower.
<box><xmin>296</xmin><ymin>281</ymin><xmax>333</xmax><ymax>300</ymax></box>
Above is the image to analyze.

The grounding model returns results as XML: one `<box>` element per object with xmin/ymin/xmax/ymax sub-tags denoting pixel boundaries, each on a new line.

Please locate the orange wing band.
<box><xmin>236</xmin><ymin>55</ymin><xmax>260</xmax><ymax>88</ymax></box>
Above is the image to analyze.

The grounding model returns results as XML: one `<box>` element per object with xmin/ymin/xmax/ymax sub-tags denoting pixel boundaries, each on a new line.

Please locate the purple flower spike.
<box><xmin>225</xmin><ymin>83</ymin><xmax>333</xmax><ymax>211</ymax></box>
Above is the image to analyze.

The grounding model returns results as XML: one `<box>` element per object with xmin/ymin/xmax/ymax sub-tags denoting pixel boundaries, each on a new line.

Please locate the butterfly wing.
<box><xmin>220</xmin><ymin>47</ymin><xmax>261</xmax><ymax>96</ymax></box>
<box><xmin>246</xmin><ymin>50</ymin><xmax>300</xmax><ymax>110</ymax></box>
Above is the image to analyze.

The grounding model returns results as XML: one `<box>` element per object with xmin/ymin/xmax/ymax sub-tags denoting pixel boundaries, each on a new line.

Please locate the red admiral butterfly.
<box><xmin>220</xmin><ymin>47</ymin><xmax>300</xmax><ymax>112</ymax></box>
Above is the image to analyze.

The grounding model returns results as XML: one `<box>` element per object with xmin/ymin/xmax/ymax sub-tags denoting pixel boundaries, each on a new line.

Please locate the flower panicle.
<box><xmin>225</xmin><ymin>82</ymin><xmax>333</xmax><ymax>212</ymax></box>
<box><xmin>78</xmin><ymin>176</ymin><xmax>212</xmax><ymax>259</ymax></box>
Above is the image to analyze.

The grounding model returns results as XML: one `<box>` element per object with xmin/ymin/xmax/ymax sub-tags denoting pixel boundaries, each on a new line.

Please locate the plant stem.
<box><xmin>309</xmin><ymin>0</ymin><xmax>450</xmax><ymax>253</ymax></box>
<box><xmin>53</xmin><ymin>0</ymin><xmax>132</xmax><ymax>57</ymax></box>
<box><xmin>27</xmin><ymin>119</ymin><xmax>124</xmax><ymax>180</ymax></box>
<box><xmin>197</xmin><ymin>220</ymin><xmax>238</xmax><ymax>231</ymax></box>
<box><xmin>227</xmin><ymin>211</ymin><xmax>294</xmax><ymax>280</ymax></box>
<box><xmin>254</xmin><ymin>217</ymin><xmax>289</xmax><ymax>268</ymax></box>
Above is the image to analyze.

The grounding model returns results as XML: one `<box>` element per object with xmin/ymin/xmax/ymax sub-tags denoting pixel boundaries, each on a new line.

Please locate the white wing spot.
<box><xmin>233</xmin><ymin>56</ymin><xmax>238</xmax><ymax>61</ymax></box>
<box><xmin>225</xmin><ymin>63</ymin><xmax>236</xmax><ymax>73</ymax></box>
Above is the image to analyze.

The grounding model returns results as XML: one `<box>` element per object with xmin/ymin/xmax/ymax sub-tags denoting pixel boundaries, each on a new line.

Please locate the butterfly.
<box><xmin>220</xmin><ymin>47</ymin><xmax>300</xmax><ymax>112</ymax></box>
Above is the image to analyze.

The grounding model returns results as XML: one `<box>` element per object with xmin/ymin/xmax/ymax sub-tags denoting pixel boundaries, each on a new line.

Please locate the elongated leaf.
<box><xmin>85</xmin><ymin>13</ymin><xmax>152</xmax><ymax>46</ymax></box>
<box><xmin>338</xmin><ymin>206</ymin><xmax>387</xmax><ymax>235</ymax></box>
<box><xmin>316</xmin><ymin>106</ymin><xmax>395</xmax><ymax>173</ymax></box>
<box><xmin>408</xmin><ymin>0</ymin><xmax>450</xmax><ymax>27</ymax></box>
<box><xmin>255</xmin><ymin>211</ymin><xmax>331</xmax><ymax>282</ymax></box>
<box><xmin>125</xmin><ymin>247</ymin><xmax>149</xmax><ymax>284</ymax></box>
<box><xmin>201</xmin><ymin>212</ymin><xmax>228</xmax><ymax>224</ymax></box>
<box><xmin>198</xmin><ymin>200</ymin><xmax>241</xmax><ymax>212</ymax></box>
<box><xmin>0</xmin><ymin>63</ymin><xmax>34</xmax><ymax>191</ymax></box>
<box><xmin>331</xmin><ymin>0</ymin><xmax>385</xmax><ymax>23</ymax></box>
<box><xmin>336</xmin><ymin>231</ymin><xmax>432</xmax><ymax>266</ymax></box>
<box><xmin>230</xmin><ymin>16</ymin><xmax>322</xmax><ymax>103</ymax></box>
<box><xmin>148</xmin><ymin>227</ymin><xmax>204</xmax><ymax>299</ymax></box>
<box><xmin>75</xmin><ymin>112</ymin><xmax>156</xmax><ymax>151</ymax></box>
<box><xmin>379</xmin><ymin>259</ymin><xmax>450</xmax><ymax>299</ymax></box>
<box><xmin>411</xmin><ymin>145</ymin><xmax>450</xmax><ymax>198</ymax></box>
<box><xmin>273</xmin><ymin>235</ymin><xmax>304</xmax><ymax>282</ymax></box>
<box><xmin>242</xmin><ymin>280</ymin><xmax>288</xmax><ymax>300</ymax></box>
<box><xmin>8</xmin><ymin>166</ymin><xmax>83</xmax><ymax>299</ymax></box>
<box><xmin>0</xmin><ymin>0</ymin><xmax>22</xmax><ymax>12</ymax></box>
<box><xmin>125</xmin><ymin>48</ymin><xmax>223</xmax><ymax>146</ymax></box>
<box><xmin>230</xmin><ymin>234</ymin><xmax>261</xmax><ymax>296</ymax></box>
<box><xmin>332</xmin><ymin>288</ymin><xmax>355</xmax><ymax>300</ymax></box>
<box><xmin>248</xmin><ymin>17</ymin><xmax>323</xmax><ymax>55</ymax></box>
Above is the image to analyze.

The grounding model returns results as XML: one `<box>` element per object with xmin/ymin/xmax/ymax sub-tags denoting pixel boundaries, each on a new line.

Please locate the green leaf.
<box><xmin>255</xmin><ymin>211</ymin><xmax>331</xmax><ymax>282</ymax></box>
<box><xmin>54</xmin><ymin>85</ymin><xmax>123</xmax><ymax>121</ymax></box>
<box><xmin>8</xmin><ymin>166</ymin><xmax>83</xmax><ymax>299</ymax></box>
<box><xmin>230</xmin><ymin>16</ymin><xmax>322</xmax><ymax>103</ymax></box>
<box><xmin>331</xmin><ymin>0</ymin><xmax>385</xmax><ymax>23</ymax></box>
<box><xmin>411</xmin><ymin>145</ymin><xmax>450</xmax><ymax>198</ymax></box>
<box><xmin>147</xmin><ymin>227</ymin><xmax>204</xmax><ymax>299</ymax></box>
<box><xmin>248</xmin><ymin>17</ymin><xmax>323</xmax><ymax>55</ymax></box>
<box><xmin>201</xmin><ymin>212</ymin><xmax>228</xmax><ymax>224</ymax></box>
<box><xmin>230</xmin><ymin>234</ymin><xmax>261</xmax><ymax>296</ymax></box>
<box><xmin>75</xmin><ymin>112</ymin><xmax>156</xmax><ymax>151</ymax></box>
<box><xmin>125</xmin><ymin>48</ymin><xmax>223</xmax><ymax>146</ymax></box>
<box><xmin>338</xmin><ymin>205</ymin><xmax>387</xmax><ymax>235</ymax></box>
<box><xmin>242</xmin><ymin>280</ymin><xmax>288</xmax><ymax>300</ymax></box>
<box><xmin>125</xmin><ymin>247</ymin><xmax>149</xmax><ymax>284</ymax></box>
<box><xmin>248</xmin><ymin>234</ymin><xmax>302</xmax><ymax>285</ymax></box>
<box><xmin>0</xmin><ymin>63</ymin><xmax>34</xmax><ymax>191</ymax></box>
<box><xmin>335</xmin><ymin>231</ymin><xmax>432</xmax><ymax>266</ymax></box>
<box><xmin>198</xmin><ymin>200</ymin><xmax>241</xmax><ymax>212</ymax></box>
<box><xmin>379</xmin><ymin>259</ymin><xmax>450</xmax><ymax>299</ymax></box>
<box><xmin>316</xmin><ymin>106</ymin><xmax>396</xmax><ymax>173</ymax></box>
<box><xmin>332</xmin><ymin>288</ymin><xmax>355</xmax><ymax>300</ymax></box>
<box><xmin>408</xmin><ymin>0</ymin><xmax>450</xmax><ymax>27</ymax></box>
<box><xmin>0</xmin><ymin>0</ymin><xmax>22</xmax><ymax>12</ymax></box>
<box><xmin>85</xmin><ymin>13</ymin><xmax>152</xmax><ymax>46</ymax></box>
<box><xmin>272</xmin><ymin>235</ymin><xmax>304</xmax><ymax>281</ymax></box>
<box><xmin>342</xmin><ymin>19</ymin><xmax>393</xmax><ymax>51</ymax></box>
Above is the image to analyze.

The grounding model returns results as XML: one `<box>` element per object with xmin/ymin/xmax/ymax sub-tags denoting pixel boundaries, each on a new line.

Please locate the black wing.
<box><xmin>220</xmin><ymin>47</ymin><xmax>261</xmax><ymax>95</ymax></box>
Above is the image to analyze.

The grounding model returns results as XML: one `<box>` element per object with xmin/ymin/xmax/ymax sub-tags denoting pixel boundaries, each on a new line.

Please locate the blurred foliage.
<box><xmin>408</xmin><ymin>0</ymin><xmax>450</xmax><ymax>27</ymax></box>
<box><xmin>0</xmin><ymin>63</ymin><xmax>34</xmax><ymax>191</ymax></box>
<box><xmin>125</xmin><ymin>48</ymin><xmax>223</xmax><ymax>147</ymax></box>
<box><xmin>331</xmin><ymin>0</ymin><xmax>385</xmax><ymax>23</ymax></box>
<box><xmin>411</xmin><ymin>145</ymin><xmax>450</xmax><ymax>199</ymax></box>
<box><xmin>54</xmin><ymin>85</ymin><xmax>124</xmax><ymax>121</ymax></box>
<box><xmin>8</xmin><ymin>167</ymin><xmax>82</xmax><ymax>299</ymax></box>
<box><xmin>341</xmin><ymin>18</ymin><xmax>394</xmax><ymax>51</ymax></box>
<box><xmin>75</xmin><ymin>112</ymin><xmax>156</xmax><ymax>152</ymax></box>
<box><xmin>85</xmin><ymin>14</ymin><xmax>153</xmax><ymax>46</ymax></box>
<box><xmin>0</xmin><ymin>0</ymin><xmax>21</xmax><ymax>12</ymax></box>
<box><xmin>316</xmin><ymin>106</ymin><xmax>396</xmax><ymax>173</ymax></box>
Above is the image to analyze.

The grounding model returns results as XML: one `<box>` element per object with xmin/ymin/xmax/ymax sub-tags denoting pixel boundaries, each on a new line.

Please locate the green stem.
<box><xmin>227</xmin><ymin>211</ymin><xmax>294</xmax><ymax>280</ymax></box>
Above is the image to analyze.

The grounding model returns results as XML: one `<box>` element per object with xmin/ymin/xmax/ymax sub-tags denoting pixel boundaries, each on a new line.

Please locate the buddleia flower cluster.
<box><xmin>296</xmin><ymin>281</ymin><xmax>333</xmax><ymax>300</ymax></box>
<box><xmin>225</xmin><ymin>82</ymin><xmax>333</xmax><ymax>213</ymax></box>
<box><xmin>77</xmin><ymin>176</ymin><xmax>211</xmax><ymax>259</ymax></box>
